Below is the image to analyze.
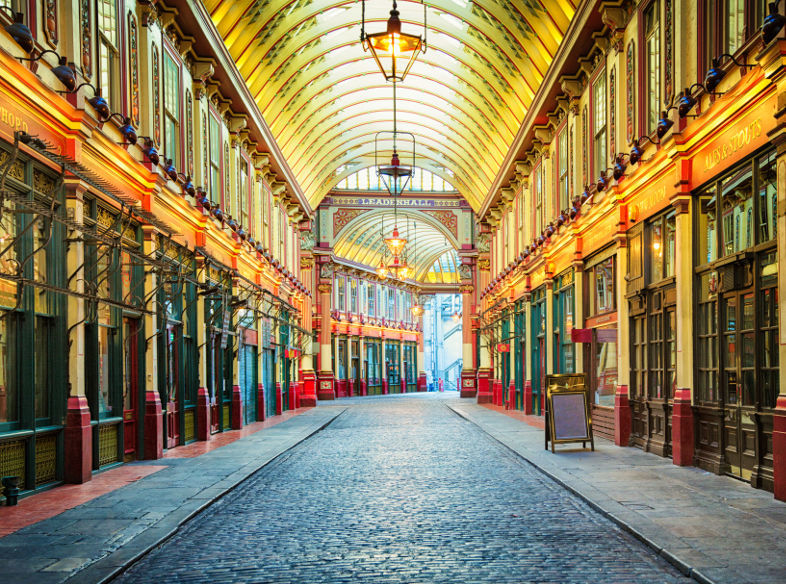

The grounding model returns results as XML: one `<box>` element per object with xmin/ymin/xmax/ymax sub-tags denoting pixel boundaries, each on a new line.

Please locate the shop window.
<box><xmin>758</xmin><ymin>150</ymin><xmax>777</xmax><ymax>243</ymax></box>
<box><xmin>593</xmin><ymin>328</ymin><xmax>617</xmax><ymax>406</ymax></box>
<box><xmin>696</xmin><ymin>271</ymin><xmax>719</xmax><ymax>403</ymax></box>
<box><xmin>721</xmin><ymin>166</ymin><xmax>754</xmax><ymax>255</ymax></box>
<box><xmin>588</xmin><ymin>255</ymin><xmax>616</xmax><ymax>316</ymax></box>
<box><xmin>760</xmin><ymin>252</ymin><xmax>779</xmax><ymax>408</ymax></box>
<box><xmin>388</xmin><ymin>288</ymin><xmax>395</xmax><ymax>320</ymax></box>
<box><xmin>97</xmin><ymin>0</ymin><xmax>120</xmax><ymax>109</ymax></box>
<box><xmin>697</xmin><ymin>191</ymin><xmax>718</xmax><ymax>266</ymax></box>
<box><xmin>337</xmin><ymin>276</ymin><xmax>345</xmax><ymax>312</ymax></box>
<box><xmin>34</xmin><ymin>317</ymin><xmax>51</xmax><ymax>420</ymax></box>
<box><xmin>0</xmin><ymin>318</ymin><xmax>16</xmax><ymax>426</ymax></box>
<box><xmin>643</xmin><ymin>0</ymin><xmax>661</xmax><ymax>135</ymax></box>
<box><xmin>209</xmin><ymin>113</ymin><xmax>222</xmax><ymax>203</ymax></box>
<box><xmin>162</xmin><ymin>51</ymin><xmax>181</xmax><ymax>165</ymax></box>
<box><xmin>648</xmin><ymin>211</ymin><xmax>676</xmax><ymax>283</ymax></box>
<box><xmin>647</xmin><ymin>291</ymin><xmax>676</xmax><ymax>400</ymax></box>
<box><xmin>557</xmin><ymin>125</ymin><xmax>570</xmax><ymax>211</ymax></box>
<box><xmin>239</xmin><ymin>157</ymin><xmax>249</xmax><ymax>231</ymax></box>
<box><xmin>533</xmin><ymin>160</ymin><xmax>544</xmax><ymax>237</ymax></box>
<box><xmin>368</xmin><ymin>283</ymin><xmax>376</xmax><ymax>316</ymax></box>
<box><xmin>702</xmin><ymin>1</ymin><xmax>767</xmax><ymax>78</ymax></box>
<box><xmin>553</xmin><ymin>270</ymin><xmax>575</xmax><ymax>374</ymax></box>
<box><xmin>630</xmin><ymin>314</ymin><xmax>647</xmax><ymax>402</ymax></box>
<box><xmin>592</xmin><ymin>71</ymin><xmax>607</xmax><ymax>179</ymax></box>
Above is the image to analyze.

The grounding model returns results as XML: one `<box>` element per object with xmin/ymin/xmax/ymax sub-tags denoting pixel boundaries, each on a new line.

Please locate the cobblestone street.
<box><xmin>114</xmin><ymin>395</ymin><xmax>691</xmax><ymax>584</ymax></box>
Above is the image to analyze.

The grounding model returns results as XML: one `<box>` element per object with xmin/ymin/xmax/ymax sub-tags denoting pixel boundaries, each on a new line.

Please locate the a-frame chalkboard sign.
<box><xmin>544</xmin><ymin>373</ymin><xmax>594</xmax><ymax>453</ymax></box>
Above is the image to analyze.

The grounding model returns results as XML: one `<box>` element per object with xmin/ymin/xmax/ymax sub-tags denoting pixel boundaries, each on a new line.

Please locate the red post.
<box><xmin>300</xmin><ymin>372</ymin><xmax>317</xmax><ymax>407</ymax></box>
<box><xmin>316</xmin><ymin>372</ymin><xmax>335</xmax><ymax>400</ymax></box>
<box><xmin>523</xmin><ymin>380</ymin><xmax>533</xmax><ymax>415</ymax></box>
<box><xmin>477</xmin><ymin>369</ymin><xmax>492</xmax><ymax>404</ymax></box>
<box><xmin>289</xmin><ymin>381</ymin><xmax>298</xmax><ymax>410</ymax></box>
<box><xmin>774</xmin><ymin>396</ymin><xmax>786</xmax><ymax>501</ymax></box>
<box><xmin>460</xmin><ymin>371</ymin><xmax>476</xmax><ymax>398</ymax></box>
<box><xmin>614</xmin><ymin>384</ymin><xmax>633</xmax><ymax>448</ymax></box>
<box><xmin>257</xmin><ymin>383</ymin><xmax>266</xmax><ymax>420</ymax></box>
<box><xmin>231</xmin><ymin>385</ymin><xmax>243</xmax><ymax>430</ymax></box>
<box><xmin>143</xmin><ymin>390</ymin><xmax>163</xmax><ymax>460</ymax></box>
<box><xmin>506</xmin><ymin>380</ymin><xmax>516</xmax><ymax>410</ymax></box>
<box><xmin>275</xmin><ymin>382</ymin><xmax>283</xmax><ymax>415</ymax></box>
<box><xmin>196</xmin><ymin>387</ymin><xmax>211</xmax><ymax>441</ymax></box>
<box><xmin>382</xmin><ymin>379</ymin><xmax>389</xmax><ymax>394</ymax></box>
<box><xmin>64</xmin><ymin>395</ymin><xmax>92</xmax><ymax>484</ymax></box>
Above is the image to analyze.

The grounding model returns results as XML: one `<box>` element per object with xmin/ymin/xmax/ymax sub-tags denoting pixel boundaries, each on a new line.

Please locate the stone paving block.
<box><xmin>114</xmin><ymin>396</ymin><xmax>690</xmax><ymax>584</ymax></box>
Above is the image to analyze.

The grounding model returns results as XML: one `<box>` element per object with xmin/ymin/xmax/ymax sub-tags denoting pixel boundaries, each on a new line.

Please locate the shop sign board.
<box><xmin>497</xmin><ymin>343</ymin><xmax>510</xmax><ymax>353</ymax></box>
<box><xmin>544</xmin><ymin>373</ymin><xmax>594</xmax><ymax>453</ymax></box>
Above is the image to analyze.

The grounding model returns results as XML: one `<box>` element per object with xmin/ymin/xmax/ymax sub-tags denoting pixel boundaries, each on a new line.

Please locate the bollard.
<box><xmin>2</xmin><ymin>476</ymin><xmax>20</xmax><ymax>506</ymax></box>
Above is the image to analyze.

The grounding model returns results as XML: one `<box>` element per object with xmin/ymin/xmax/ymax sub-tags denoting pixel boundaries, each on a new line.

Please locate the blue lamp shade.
<box><xmin>6</xmin><ymin>12</ymin><xmax>34</xmax><ymax>53</ymax></box>
<box><xmin>762</xmin><ymin>2</ymin><xmax>786</xmax><ymax>44</ymax></box>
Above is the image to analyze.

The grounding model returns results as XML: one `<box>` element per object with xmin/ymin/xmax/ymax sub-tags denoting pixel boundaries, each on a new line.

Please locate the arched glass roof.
<box><xmin>333</xmin><ymin>208</ymin><xmax>459</xmax><ymax>284</ymax></box>
<box><xmin>335</xmin><ymin>166</ymin><xmax>456</xmax><ymax>192</ymax></box>
<box><xmin>204</xmin><ymin>0</ymin><xmax>577</xmax><ymax>211</ymax></box>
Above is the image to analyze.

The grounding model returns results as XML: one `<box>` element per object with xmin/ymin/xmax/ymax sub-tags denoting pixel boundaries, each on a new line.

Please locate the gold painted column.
<box><xmin>64</xmin><ymin>184</ymin><xmax>91</xmax><ymax>483</ymax></box>
<box><xmin>316</xmin><ymin>260</ymin><xmax>335</xmax><ymax>400</ymax></box>
<box><xmin>141</xmin><ymin>226</ymin><xmax>163</xmax><ymax>460</ymax></box>
<box><xmin>613</xmin><ymin>228</ymin><xmax>632</xmax><ymax>448</ymax></box>
<box><xmin>195</xmin><ymin>257</ymin><xmax>211</xmax><ymax>440</ymax></box>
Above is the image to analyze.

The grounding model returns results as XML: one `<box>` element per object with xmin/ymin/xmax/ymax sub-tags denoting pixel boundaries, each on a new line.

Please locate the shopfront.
<box><xmin>552</xmin><ymin>269</ymin><xmax>575</xmax><ymax>374</ymax></box>
<box><xmin>366</xmin><ymin>337</ymin><xmax>382</xmax><ymax>395</ymax></box>
<box><xmin>238</xmin><ymin>309</ymin><xmax>258</xmax><ymax>425</ymax></box>
<box><xmin>157</xmin><ymin>241</ymin><xmax>198</xmax><ymax>447</ymax></box>
<box><xmin>205</xmin><ymin>268</ymin><xmax>233</xmax><ymax>434</ymax></box>
<box><xmin>513</xmin><ymin>299</ymin><xmax>526</xmax><ymax>411</ymax></box>
<box><xmin>385</xmin><ymin>340</ymin><xmax>401</xmax><ymax>393</ymax></box>
<box><xmin>628</xmin><ymin>210</ymin><xmax>677</xmax><ymax>456</ymax></box>
<box><xmin>530</xmin><ymin>286</ymin><xmax>546</xmax><ymax>415</ymax></box>
<box><xmin>0</xmin><ymin>145</ymin><xmax>67</xmax><ymax>492</ymax></box>
<box><xmin>582</xmin><ymin>247</ymin><xmax>618</xmax><ymax>440</ymax></box>
<box><xmin>692</xmin><ymin>148</ymin><xmax>778</xmax><ymax>490</ymax></box>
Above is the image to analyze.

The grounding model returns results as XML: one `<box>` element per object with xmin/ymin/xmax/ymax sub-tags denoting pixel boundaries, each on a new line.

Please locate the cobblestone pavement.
<box><xmin>114</xmin><ymin>394</ymin><xmax>692</xmax><ymax>584</ymax></box>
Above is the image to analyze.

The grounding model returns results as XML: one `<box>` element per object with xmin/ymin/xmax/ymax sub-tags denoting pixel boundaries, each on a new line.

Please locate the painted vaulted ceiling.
<box><xmin>203</xmin><ymin>0</ymin><xmax>577</xmax><ymax>212</ymax></box>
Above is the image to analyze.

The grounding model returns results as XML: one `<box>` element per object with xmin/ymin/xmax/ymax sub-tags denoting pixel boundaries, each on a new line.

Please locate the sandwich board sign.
<box><xmin>544</xmin><ymin>373</ymin><xmax>594</xmax><ymax>453</ymax></box>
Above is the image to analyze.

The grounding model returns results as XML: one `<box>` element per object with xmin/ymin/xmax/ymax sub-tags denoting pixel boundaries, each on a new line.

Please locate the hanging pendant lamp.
<box><xmin>360</xmin><ymin>0</ymin><xmax>427</xmax><ymax>83</ymax></box>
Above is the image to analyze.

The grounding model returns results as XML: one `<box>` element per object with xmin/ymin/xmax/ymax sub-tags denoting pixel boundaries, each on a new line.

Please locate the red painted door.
<box><xmin>123</xmin><ymin>318</ymin><xmax>139</xmax><ymax>460</ymax></box>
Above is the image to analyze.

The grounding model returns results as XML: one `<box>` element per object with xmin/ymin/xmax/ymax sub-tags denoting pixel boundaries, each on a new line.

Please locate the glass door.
<box><xmin>722</xmin><ymin>291</ymin><xmax>757</xmax><ymax>480</ymax></box>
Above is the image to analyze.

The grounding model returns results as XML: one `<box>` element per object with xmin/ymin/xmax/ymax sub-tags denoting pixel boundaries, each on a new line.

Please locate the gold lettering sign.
<box><xmin>704</xmin><ymin>119</ymin><xmax>762</xmax><ymax>172</ymax></box>
<box><xmin>0</xmin><ymin>105</ymin><xmax>29</xmax><ymax>135</ymax></box>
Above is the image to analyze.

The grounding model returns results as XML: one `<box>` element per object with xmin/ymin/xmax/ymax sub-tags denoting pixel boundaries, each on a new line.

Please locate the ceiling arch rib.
<box><xmin>252</xmin><ymin>25</ymin><xmax>535</xmax><ymax>116</ymax></box>
<box><xmin>220</xmin><ymin>1</ymin><xmax>554</xmax><ymax>86</ymax></box>
<box><xmin>204</xmin><ymin>0</ymin><xmax>576</xmax><ymax>212</ymax></box>
<box><xmin>293</xmin><ymin>112</ymin><xmax>496</xmax><ymax>182</ymax></box>
<box><xmin>275</xmin><ymin>76</ymin><xmax>510</xmax><ymax>152</ymax></box>
<box><xmin>281</xmin><ymin>90</ymin><xmax>503</xmax><ymax>159</ymax></box>
<box><xmin>287</xmin><ymin>97</ymin><xmax>503</xmax><ymax>164</ymax></box>
<box><xmin>263</xmin><ymin>57</ymin><xmax>521</xmax><ymax>138</ymax></box>
<box><xmin>331</xmin><ymin>164</ymin><xmax>459</xmax><ymax>196</ymax></box>
<box><xmin>310</xmin><ymin>149</ymin><xmax>473</xmax><ymax>201</ymax></box>
<box><xmin>303</xmin><ymin>146</ymin><xmax>479</xmax><ymax>206</ymax></box>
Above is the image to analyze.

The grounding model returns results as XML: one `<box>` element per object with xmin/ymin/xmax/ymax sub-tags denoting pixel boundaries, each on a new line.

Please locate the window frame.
<box><xmin>161</xmin><ymin>45</ymin><xmax>183</xmax><ymax>168</ymax></box>
<box><xmin>591</xmin><ymin>67</ymin><xmax>608</xmax><ymax>180</ymax></box>
<box><xmin>640</xmin><ymin>0</ymin><xmax>662</xmax><ymax>137</ymax></box>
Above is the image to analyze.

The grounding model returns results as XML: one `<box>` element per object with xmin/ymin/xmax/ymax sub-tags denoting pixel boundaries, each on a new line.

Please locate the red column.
<box><xmin>64</xmin><ymin>396</ymin><xmax>92</xmax><ymax>484</ymax></box>
<box><xmin>774</xmin><ymin>397</ymin><xmax>786</xmax><ymax>501</ymax></box>
<box><xmin>196</xmin><ymin>387</ymin><xmax>211</xmax><ymax>441</ymax></box>
<box><xmin>614</xmin><ymin>385</ymin><xmax>633</xmax><ymax>448</ymax></box>
<box><xmin>275</xmin><ymin>382</ymin><xmax>283</xmax><ymax>415</ymax></box>
<box><xmin>477</xmin><ymin>369</ymin><xmax>493</xmax><ymax>404</ymax></box>
<box><xmin>257</xmin><ymin>383</ymin><xmax>266</xmax><ymax>420</ymax></box>
<box><xmin>300</xmin><ymin>371</ymin><xmax>317</xmax><ymax>407</ymax></box>
<box><xmin>231</xmin><ymin>385</ymin><xmax>243</xmax><ymax>430</ymax></box>
<box><xmin>288</xmin><ymin>381</ymin><xmax>298</xmax><ymax>410</ymax></box>
<box><xmin>143</xmin><ymin>390</ymin><xmax>163</xmax><ymax>460</ymax></box>
<box><xmin>671</xmin><ymin>387</ymin><xmax>693</xmax><ymax>465</ymax></box>
<box><xmin>523</xmin><ymin>380</ymin><xmax>533</xmax><ymax>415</ymax></box>
<box><xmin>506</xmin><ymin>380</ymin><xmax>515</xmax><ymax>410</ymax></box>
